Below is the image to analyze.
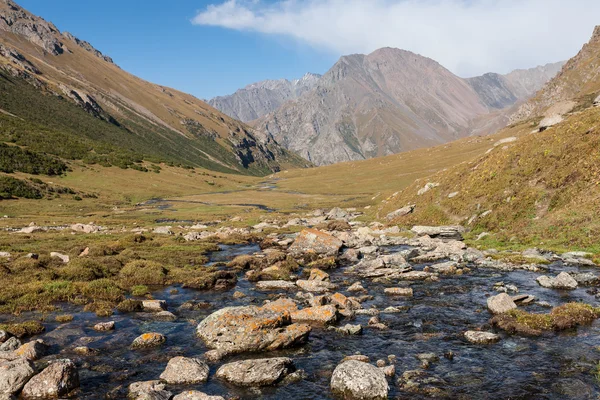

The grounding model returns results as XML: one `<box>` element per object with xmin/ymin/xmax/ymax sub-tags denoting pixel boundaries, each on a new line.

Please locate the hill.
<box><xmin>0</xmin><ymin>0</ymin><xmax>309</xmax><ymax>176</ymax></box>
<box><xmin>251</xmin><ymin>48</ymin><xmax>561</xmax><ymax>166</ymax></box>
<box><xmin>380</xmin><ymin>26</ymin><xmax>600</xmax><ymax>251</ymax></box>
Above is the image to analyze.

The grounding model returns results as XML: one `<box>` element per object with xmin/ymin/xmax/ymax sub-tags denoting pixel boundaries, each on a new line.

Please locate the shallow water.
<box><xmin>4</xmin><ymin>244</ymin><xmax>600</xmax><ymax>399</ymax></box>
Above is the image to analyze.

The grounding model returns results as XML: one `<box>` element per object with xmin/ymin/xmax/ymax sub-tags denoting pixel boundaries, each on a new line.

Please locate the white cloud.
<box><xmin>192</xmin><ymin>0</ymin><xmax>600</xmax><ymax>77</ymax></box>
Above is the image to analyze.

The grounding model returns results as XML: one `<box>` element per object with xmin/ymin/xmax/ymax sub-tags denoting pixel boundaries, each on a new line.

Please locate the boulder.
<box><xmin>594</xmin><ymin>94</ymin><xmax>600</xmax><ymax>106</ymax></box>
<box><xmin>0</xmin><ymin>331</ymin><xmax>8</xmax><ymax>343</ymax></box>
<box><xmin>296</xmin><ymin>279</ymin><xmax>337</xmax><ymax>293</ymax></box>
<box><xmin>93</xmin><ymin>321</ymin><xmax>115</xmax><ymax>331</ymax></box>
<box><xmin>142</xmin><ymin>300</ymin><xmax>167</xmax><ymax>312</ymax></box>
<box><xmin>464</xmin><ymin>331</ymin><xmax>500</xmax><ymax>344</ymax></box>
<box><xmin>129</xmin><ymin>381</ymin><xmax>172</xmax><ymax>400</ymax></box>
<box><xmin>153</xmin><ymin>226</ymin><xmax>173</xmax><ymax>235</ymax></box>
<box><xmin>0</xmin><ymin>337</ymin><xmax>21</xmax><ymax>352</ymax></box>
<box><xmin>330</xmin><ymin>360</ymin><xmax>389</xmax><ymax>400</ymax></box>
<box><xmin>536</xmin><ymin>272</ymin><xmax>578</xmax><ymax>290</ymax></box>
<box><xmin>289</xmin><ymin>229</ymin><xmax>343</xmax><ymax>256</ymax></box>
<box><xmin>215</xmin><ymin>357</ymin><xmax>294</xmax><ymax>386</ymax></box>
<box><xmin>386</xmin><ymin>205</ymin><xmax>415</xmax><ymax>220</ymax></box>
<box><xmin>160</xmin><ymin>357</ymin><xmax>209</xmax><ymax>384</ymax></box>
<box><xmin>70</xmin><ymin>223</ymin><xmax>102</xmax><ymax>234</ymax></box>
<box><xmin>290</xmin><ymin>305</ymin><xmax>338</xmax><ymax>325</ymax></box>
<box><xmin>196</xmin><ymin>305</ymin><xmax>310</xmax><ymax>359</ymax></box>
<box><xmin>0</xmin><ymin>358</ymin><xmax>35</xmax><ymax>397</ymax></box>
<box><xmin>330</xmin><ymin>324</ymin><xmax>362</xmax><ymax>335</ymax></box>
<box><xmin>21</xmin><ymin>359</ymin><xmax>79</xmax><ymax>398</ymax></box>
<box><xmin>50</xmin><ymin>252</ymin><xmax>69</xmax><ymax>263</ymax></box>
<box><xmin>173</xmin><ymin>392</ymin><xmax>225</xmax><ymax>400</ymax></box>
<box><xmin>411</xmin><ymin>226</ymin><xmax>465</xmax><ymax>240</ymax></box>
<box><xmin>308</xmin><ymin>268</ymin><xmax>330</xmax><ymax>281</ymax></box>
<box><xmin>255</xmin><ymin>281</ymin><xmax>297</xmax><ymax>291</ymax></box>
<box><xmin>487</xmin><ymin>293</ymin><xmax>517</xmax><ymax>314</ymax></box>
<box><xmin>417</xmin><ymin>182</ymin><xmax>439</xmax><ymax>196</ymax></box>
<box><xmin>131</xmin><ymin>333</ymin><xmax>166</xmax><ymax>349</ymax></box>
<box><xmin>14</xmin><ymin>339</ymin><xmax>47</xmax><ymax>361</ymax></box>
<box><xmin>384</xmin><ymin>287</ymin><xmax>413</xmax><ymax>297</ymax></box>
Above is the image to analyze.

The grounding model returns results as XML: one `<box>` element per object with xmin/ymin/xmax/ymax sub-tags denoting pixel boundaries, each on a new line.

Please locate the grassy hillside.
<box><xmin>381</xmin><ymin>106</ymin><xmax>600</xmax><ymax>251</ymax></box>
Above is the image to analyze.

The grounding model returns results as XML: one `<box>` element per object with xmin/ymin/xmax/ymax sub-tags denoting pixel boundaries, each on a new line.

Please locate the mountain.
<box><xmin>466</xmin><ymin>62</ymin><xmax>565</xmax><ymax>109</ymax></box>
<box><xmin>512</xmin><ymin>26</ymin><xmax>600</xmax><ymax>121</ymax></box>
<box><xmin>208</xmin><ymin>73</ymin><xmax>321</xmax><ymax>122</ymax></box>
<box><xmin>252</xmin><ymin>48</ymin><xmax>561</xmax><ymax>166</ymax></box>
<box><xmin>380</xmin><ymin>26</ymin><xmax>600</xmax><ymax>249</ymax></box>
<box><xmin>0</xmin><ymin>0</ymin><xmax>308</xmax><ymax>175</ymax></box>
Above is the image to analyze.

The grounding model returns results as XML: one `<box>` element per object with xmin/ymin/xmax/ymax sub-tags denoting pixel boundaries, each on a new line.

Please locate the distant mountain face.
<box><xmin>0</xmin><ymin>0</ymin><xmax>308</xmax><ymax>175</ymax></box>
<box><xmin>250</xmin><ymin>48</ymin><xmax>562</xmax><ymax>165</ymax></box>
<box><xmin>513</xmin><ymin>26</ymin><xmax>600</xmax><ymax>121</ymax></box>
<box><xmin>208</xmin><ymin>73</ymin><xmax>321</xmax><ymax>122</ymax></box>
<box><xmin>466</xmin><ymin>62</ymin><xmax>565</xmax><ymax>109</ymax></box>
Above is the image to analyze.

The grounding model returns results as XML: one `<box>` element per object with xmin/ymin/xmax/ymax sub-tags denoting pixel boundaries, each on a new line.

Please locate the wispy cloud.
<box><xmin>192</xmin><ymin>0</ymin><xmax>600</xmax><ymax>76</ymax></box>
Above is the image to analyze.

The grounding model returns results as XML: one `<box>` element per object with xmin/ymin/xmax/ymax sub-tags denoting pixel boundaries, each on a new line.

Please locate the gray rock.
<box><xmin>154</xmin><ymin>311</ymin><xmax>177</xmax><ymax>322</ymax></box>
<box><xmin>131</xmin><ymin>333</ymin><xmax>166</xmax><ymax>349</ymax></box>
<box><xmin>196</xmin><ymin>305</ymin><xmax>311</xmax><ymax>359</ymax></box>
<box><xmin>464</xmin><ymin>331</ymin><xmax>500</xmax><ymax>344</ymax></box>
<box><xmin>0</xmin><ymin>358</ymin><xmax>35</xmax><ymax>397</ymax></box>
<box><xmin>487</xmin><ymin>293</ymin><xmax>517</xmax><ymax>314</ymax></box>
<box><xmin>93</xmin><ymin>321</ymin><xmax>115</xmax><ymax>331</ymax></box>
<box><xmin>296</xmin><ymin>279</ymin><xmax>337</xmax><ymax>293</ymax></box>
<box><xmin>536</xmin><ymin>272</ymin><xmax>578</xmax><ymax>290</ymax></box>
<box><xmin>160</xmin><ymin>357</ymin><xmax>209</xmax><ymax>385</ymax></box>
<box><xmin>538</xmin><ymin>114</ymin><xmax>563</xmax><ymax>131</ymax></box>
<box><xmin>330</xmin><ymin>324</ymin><xmax>362</xmax><ymax>335</ymax></box>
<box><xmin>330</xmin><ymin>360</ymin><xmax>389</xmax><ymax>400</ymax></box>
<box><xmin>50</xmin><ymin>252</ymin><xmax>69</xmax><ymax>263</ymax></box>
<box><xmin>129</xmin><ymin>381</ymin><xmax>172</xmax><ymax>400</ymax></box>
<box><xmin>386</xmin><ymin>205</ymin><xmax>415</xmax><ymax>220</ymax></box>
<box><xmin>21</xmin><ymin>359</ymin><xmax>79</xmax><ymax>398</ymax></box>
<box><xmin>153</xmin><ymin>226</ymin><xmax>173</xmax><ymax>235</ymax></box>
<box><xmin>216</xmin><ymin>357</ymin><xmax>294</xmax><ymax>386</ymax></box>
<box><xmin>0</xmin><ymin>338</ymin><xmax>21</xmax><ymax>352</ymax></box>
<box><xmin>255</xmin><ymin>281</ymin><xmax>297</xmax><ymax>291</ymax></box>
<box><xmin>288</xmin><ymin>229</ymin><xmax>343</xmax><ymax>256</ymax></box>
<box><xmin>0</xmin><ymin>331</ymin><xmax>8</xmax><ymax>343</ymax></box>
<box><xmin>411</xmin><ymin>225</ymin><xmax>465</xmax><ymax>240</ymax></box>
<box><xmin>142</xmin><ymin>300</ymin><xmax>167</xmax><ymax>312</ymax></box>
<box><xmin>570</xmin><ymin>272</ymin><xmax>599</xmax><ymax>286</ymax></box>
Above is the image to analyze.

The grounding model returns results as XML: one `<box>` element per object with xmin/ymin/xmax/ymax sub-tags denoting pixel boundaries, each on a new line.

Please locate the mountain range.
<box><xmin>211</xmin><ymin>51</ymin><xmax>563</xmax><ymax>166</ymax></box>
<box><xmin>0</xmin><ymin>0</ymin><xmax>308</xmax><ymax>175</ymax></box>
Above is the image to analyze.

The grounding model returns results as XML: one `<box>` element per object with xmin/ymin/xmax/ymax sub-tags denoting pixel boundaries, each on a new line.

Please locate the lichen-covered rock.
<box><xmin>289</xmin><ymin>229</ymin><xmax>343</xmax><ymax>256</ymax></box>
<box><xmin>330</xmin><ymin>360</ymin><xmax>389</xmax><ymax>400</ymax></box>
<box><xmin>196</xmin><ymin>305</ymin><xmax>311</xmax><ymax>359</ymax></box>
<box><xmin>464</xmin><ymin>331</ymin><xmax>500</xmax><ymax>344</ymax></box>
<box><xmin>384</xmin><ymin>287</ymin><xmax>413</xmax><ymax>296</ymax></box>
<box><xmin>215</xmin><ymin>357</ymin><xmax>294</xmax><ymax>386</ymax></box>
<box><xmin>0</xmin><ymin>358</ymin><xmax>35</xmax><ymax>397</ymax></box>
<box><xmin>487</xmin><ymin>293</ymin><xmax>517</xmax><ymax>314</ymax></box>
<box><xmin>296</xmin><ymin>279</ymin><xmax>338</xmax><ymax>293</ymax></box>
<box><xmin>255</xmin><ymin>280</ymin><xmax>297</xmax><ymax>291</ymax></box>
<box><xmin>131</xmin><ymin>332</ymin><xmax>166</xmax><ymax>349</ymax></box>
<box><xmin>21</xmin><ymin>359</ymin><xmax>79</xmax><ymax>399</ymax></box>
<box><xmin>129</xmin><ymin>380</ymin><xmax>172</xmax><ymax>400</ymax></box>
<box><xmin>160</xmin><ymin>357</ymin><xmax>209</xmax><ymax>384</ymax></box>
<box><xmin>14</xmin><ymin>340</ymin><xmax>47</xmax><ymax>361</ymax></box>
<box><xmin>290</xmin><ymin>305</ymin><xmax>338</xmax><ymax>325</ymax></box>
<box><xmin>0</xmin><ymin>337</ymin><xmax>21</xmax><ymax>352</ymax></box>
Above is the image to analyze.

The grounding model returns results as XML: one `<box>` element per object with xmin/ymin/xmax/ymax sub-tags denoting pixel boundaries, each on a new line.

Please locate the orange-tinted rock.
<box><xmin>290</xmin><ymin>305</ymin><xmax>338</xmax><ymax>325</ymax></box>
<box><xmin>289</xmin><ymin>229</ymin><xmax>343</xmax><ymax>256</ymax></box>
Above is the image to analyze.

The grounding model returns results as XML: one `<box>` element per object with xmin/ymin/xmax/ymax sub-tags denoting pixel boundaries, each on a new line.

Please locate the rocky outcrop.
<box><xmin>21</xmin><ymin>359</ymin><xmax>79</xmax><ymax>398</ymax></box>
<box><xmin>196</xmin><ymin>305</ymin><xmax>311</xmax><ymax>359</ymax></box>
<box><xmin>62</xmin><ymin>32</ymin><xmax>114</xmax><ymax>63</ymax></box>
<box><xmin>330</xmin><ymin>360</ymin><xmax>389</xmax><ymax>400</ymax></box>
<box><xmin>289</xmin><ymin>228</ymin><xmax>343</xmax><ymax>256</ymax></box>
<box><xmin>208</xmin><ymin>73</ymin><xmax>321</xmax><ymax>122</ymax></box>
<box><xmin>215</xmin><ymin>357</ymin><xmax>295</xmax><ymax>386</ymax></box>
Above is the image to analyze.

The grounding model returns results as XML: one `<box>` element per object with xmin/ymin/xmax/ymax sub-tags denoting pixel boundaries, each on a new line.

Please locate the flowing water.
<box><xmin>3</xmin><ymin>244</ymin><xmax>600</xmax><ymax>399</ymax></box>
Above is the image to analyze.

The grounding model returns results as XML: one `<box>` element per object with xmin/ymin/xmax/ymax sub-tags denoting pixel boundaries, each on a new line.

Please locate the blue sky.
<box><xmin>17</xmin><ymin>0</ymin><xmax>338</xmax><ymax>99</ymax></box>
<box><xmin>16</xmin><ymin>1</ymin><xmax>600</xmax><ymax>100</ymax></box>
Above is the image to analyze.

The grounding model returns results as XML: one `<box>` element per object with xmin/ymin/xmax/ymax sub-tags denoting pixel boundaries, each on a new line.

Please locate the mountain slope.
<box><xmin>380</xmin><ymin>26</ymin><xmax>600</xmax><ymax>250</ymax></box>
<box><xmin>0</xmin><ymin>0</ymin><xmax>308</xmax><ymax>175</ymax></box>
<box><xmin>513</xmin><ymin>26</ymin><xmax>600</xmax><ymax>121</ymax></box>
<box><xmin>252</xmin><ymin>48</ymin><xmax>561</xmax><ymax>166</ymax></box>
<box><xmin>208</xmin><ymin>73</ymin><xmax>321</xmax><ymax>122</ymax></box>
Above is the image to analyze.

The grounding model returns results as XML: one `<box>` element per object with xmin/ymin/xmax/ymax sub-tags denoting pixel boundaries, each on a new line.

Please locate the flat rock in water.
<box><xmin>142</xmin><ymin>300</ymin><xmax>167</xmax><ymax>312</ymax></box>
<box><xmin>290</xmin><ymin>305</ymin><xmax>338</xmax><ymax>325</ymax></box>
<box><xmin>464</xmin><ymin>331</ymin><xmax>500</xmax><ymax>344</ymax></box>
<box><xmin>487</xmin><ymin>293</ymin><xmax>517</xmax><ymax>314</ymax></box>
<box><xmin>0</xmin><ymin>358</ymin><xmax>35</xmax><ymax>397</ymax></box>
<box><xmin>296</xmin><ymin>279</ymin><xmax>338</xmax><ymax>293</ymax></box>
<box><xmin>131</xmin><ymin>332</ymin><xmax>166</xmax><ymax>349</ymax></box>
<box><xmin>288</xmin><ymin>229</ymin><xmax>343</xmax><ymax>256</ymax></box>
<box><xmin>255</xmin><ymin>280</ymin><xmax>297</xmax><ymax>290</ymax></box>
<box><xmin>330</xmin><ymin>360</ymin><xmax>389</xmax><ymax>400</ymax></box>
<box><xmin>196</xmin><ymin>305</ymin><xmax>311</xmax><ymax>359</ymax></box>
<box><xmin>215</xmin><ymin>357</ymin><xmax>294</xmax><ymax>386</ymax></box>
<box><xmin>384</xmin><ymin>287</ymin><xmax>413</xmax><ymax>296</ymax></box>
<box><xmin>160</xmin><ymin>357</ymin><xmax>209</xmax><ymax>384</ymax></box>
<box><xmin>21</xmin><ymin>359</ymin><xmax>79</xmax><ymax>399</ymax></box>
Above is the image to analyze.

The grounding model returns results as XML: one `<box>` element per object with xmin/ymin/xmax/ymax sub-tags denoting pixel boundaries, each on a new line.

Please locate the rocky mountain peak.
<box><xmin>62</xmin><ymin>32</ymin><xmax>114</xmax><ymax>64</ymax></box>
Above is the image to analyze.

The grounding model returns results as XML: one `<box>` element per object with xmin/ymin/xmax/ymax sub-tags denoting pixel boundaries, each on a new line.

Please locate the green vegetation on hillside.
<box><xmin>383</xmin><ymin>107</ymin><xmax>600</xmax><ymax>251</ymax></box>
<box><xmin>0</xmin><ymin>143</ymin><xmax>67</xmax><ymax>175</ymax></box>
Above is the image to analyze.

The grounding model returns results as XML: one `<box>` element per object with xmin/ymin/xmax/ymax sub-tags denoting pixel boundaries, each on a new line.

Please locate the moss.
<box><xmin>116</xmin><ymin>299</ymin><xmax>143</xmax><ymax>313</ymax></box>
<box><xmin>492</xmin><ymin>302</ymin><xmax>600</xmax><ymax>336</ymax></box>
<box><xmin>78</xmin><ymin>279</ymin><xmax>124</xmax><ymax>302</ymax></box>
<box><xmin>119</xmin><ymin>260</ymin><xmax>167</xmax><ymax>287</ymax></box>
<box><xmin>131</xmin><ymin>285</ymin><xmax>149</xmax><ymax>296</ymax></box>
<box><xmin>0</xmin><ymin>321</ymin><xmax>45</xmax><ymax>338</ymax></box>
<box><xmin>84</xmin><ymin>301</ymin><xmax>114</xmax><ymax>317</ymax></box>
<box><xmin>58</xmin><ymin>258</ymin><xmax>117</xmax><ymax>281</ymax></box>
<box><xmin>307</xmin><ymin>256</ymin><xmax>338</xmax><ymax>270</ymax></box>
<box><xmin>55</xmin><ymin>314</ymin><xmax>74</xmax><ymax>323</ymax></box>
